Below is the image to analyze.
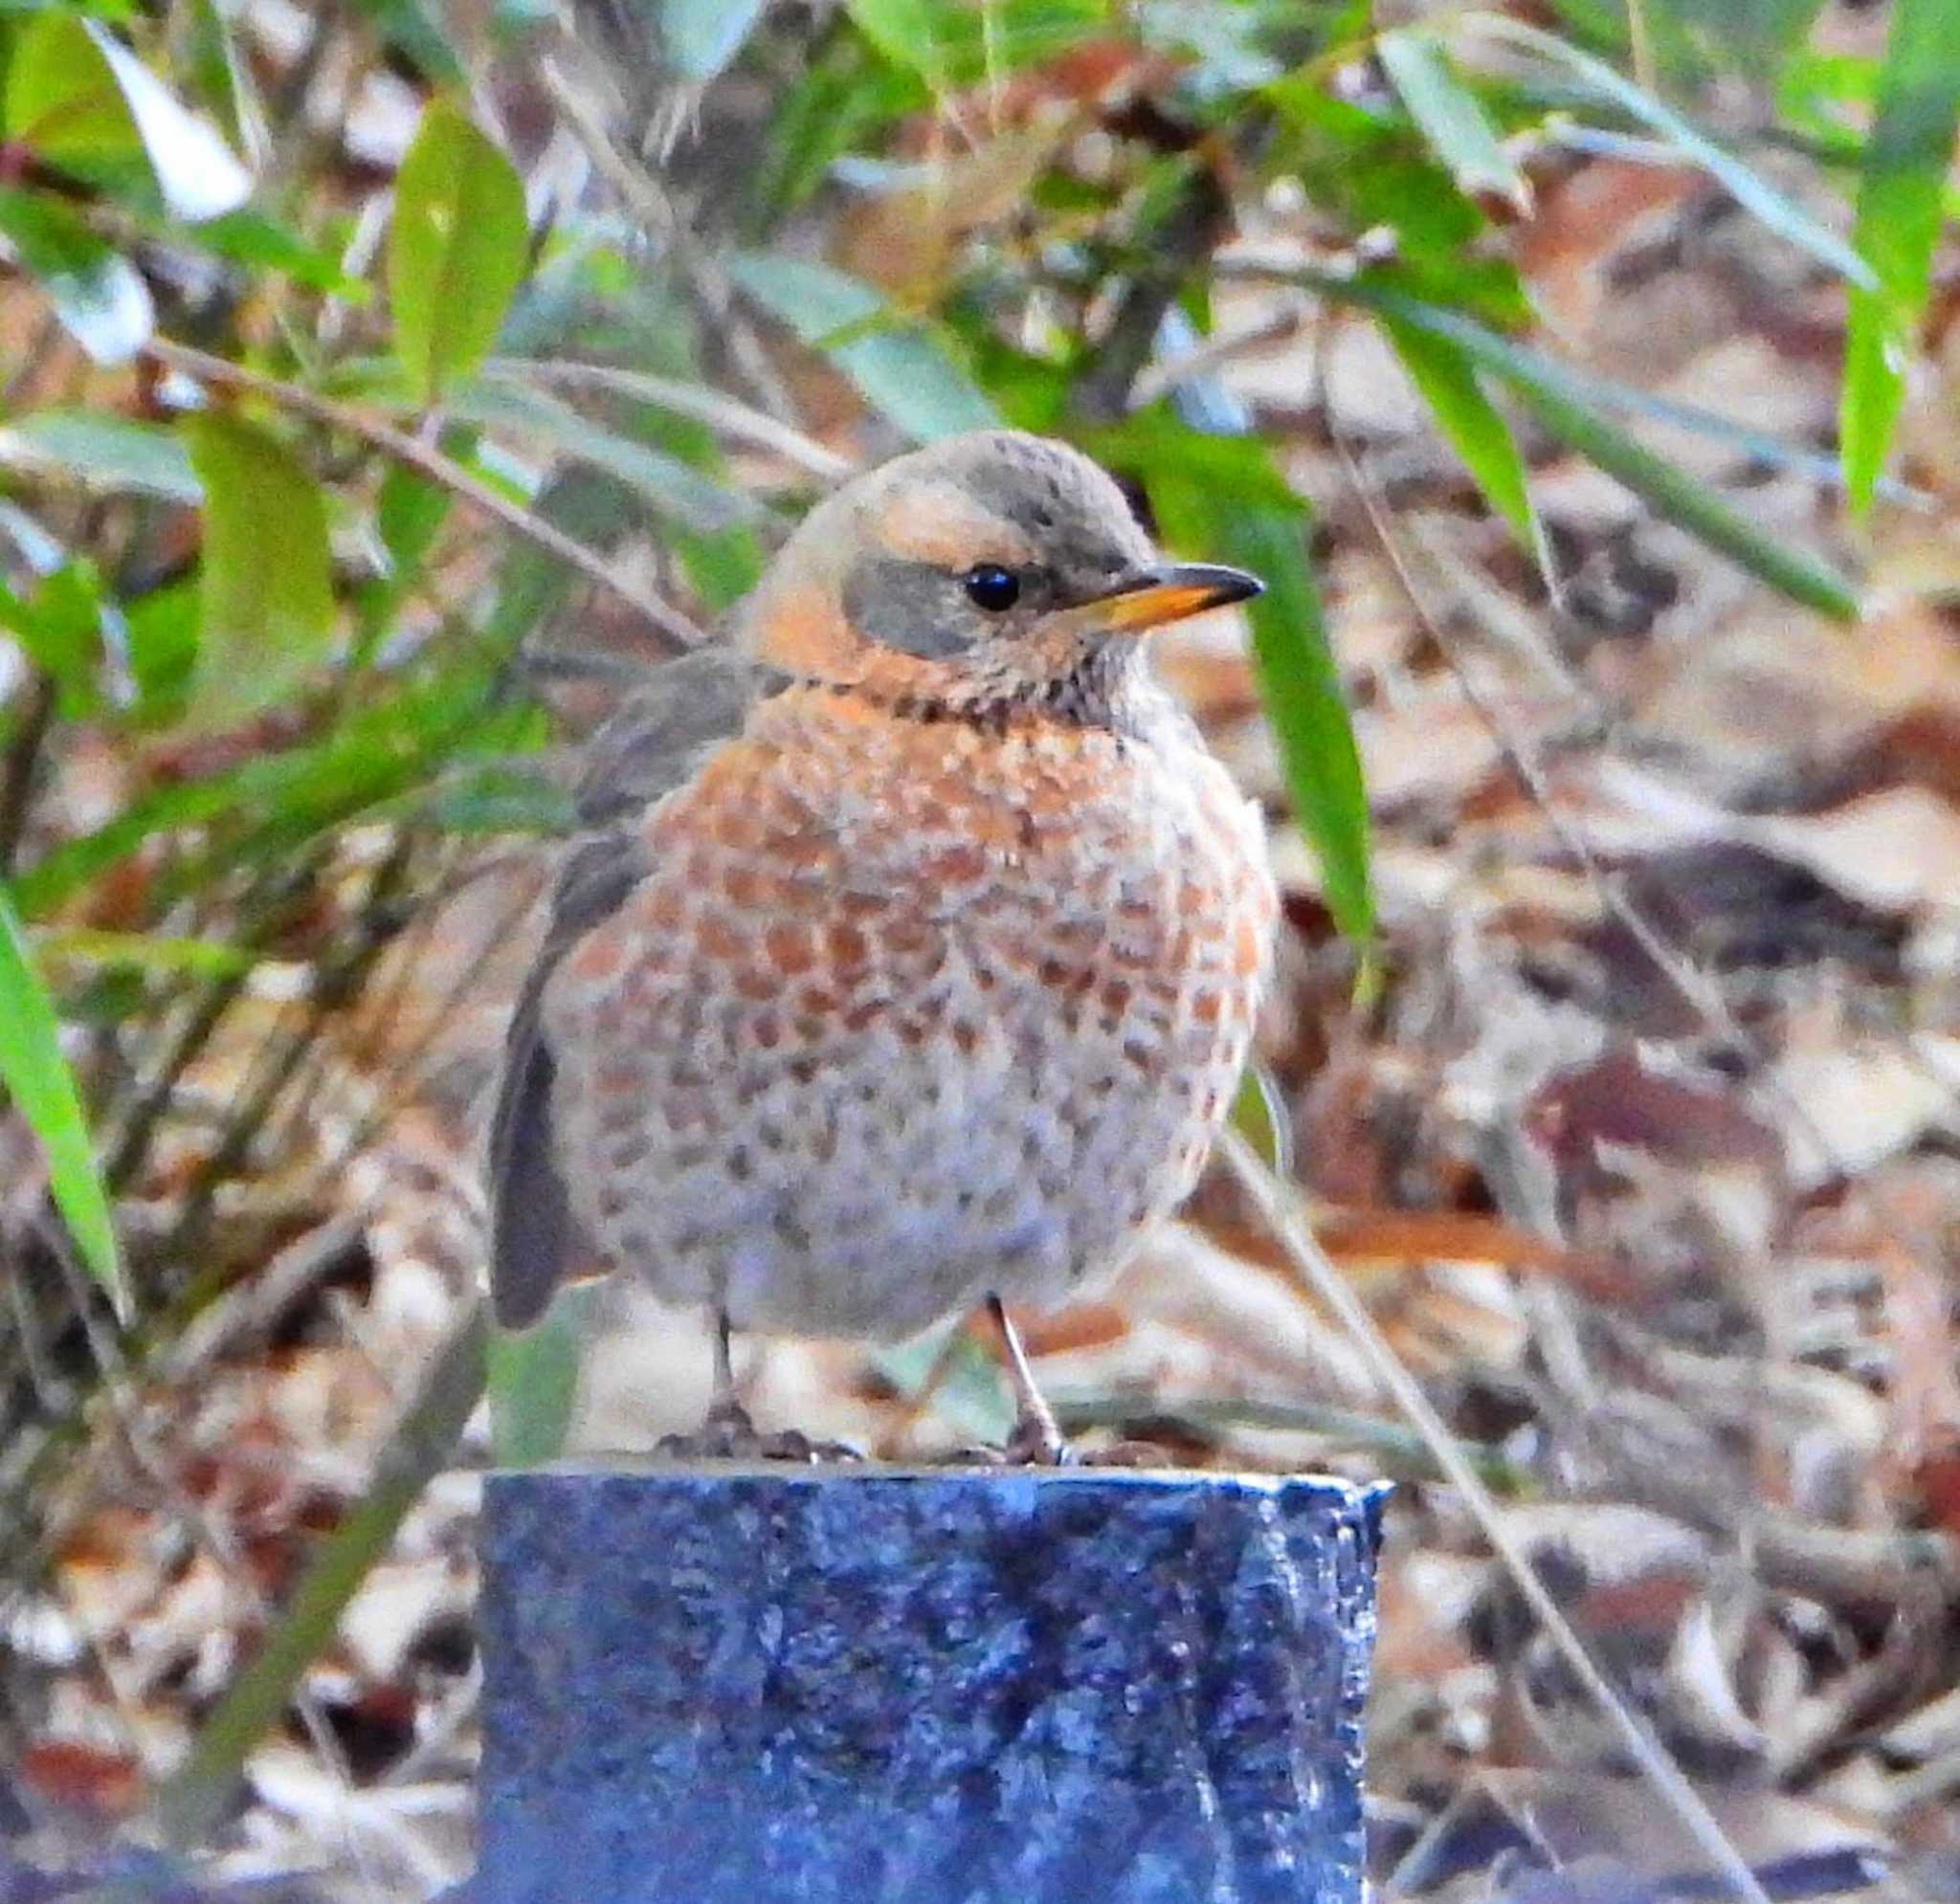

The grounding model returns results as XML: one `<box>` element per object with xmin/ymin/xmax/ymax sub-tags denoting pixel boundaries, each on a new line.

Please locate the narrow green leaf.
<box><xmin>1507</xmin><ymin>373</ymin><xmax>1860</xmax><ymax>620</ymax></box>
<box><xmin>0</xmin><ymin>562</ymin><xmax>106</xmax><ymax>714</ymax></box>
<box><xmin>35</xmin><ymin>927</ymin><xmax>256</xmax><ymax>978</ymax></box>
<box><xmin>1378</xmin><ymin>29</ymin><xmax>1530</xmax><ymax>212</ymax></box>
<box><xmin>846</xmin><ymin>0</ymin><xmax>943</xmax><ymax>75</ymax></box>
<box><xmin>157</xmin><ymin>1308</ymin><xmax>486</xmax><ymax>1849</ymax></box>
<box><xmin>846</xmin><ymin>0</ymin><xmax>1105</xmax><ymax>84</ymax></box>
<box><xmin>181</xmin><ymin>414</ymin><xmax>336</xmax><ymax>729</ymax></box>
<box><xmin>489</xmin><ymin>1282</ymin><xmax>599</xmax><ymax>1466</ymax></box>
<box><xmin>1456</xmin><ymin>13</ymin><xmax>1877</xmax><ymax>288</ymax></box>
<box><xmin>0</xmin><ymin>187</ymin><xmax>152</xmax><ymax>364</ymax></box>
<box><xmin>455</xmin><ymin>376</ymin><xmax>768</xmax><ymax>535</ymax></box>
<box><xmin>660</xmin><ymin>0</ymin><xmax>771</xmax><ymax>81</ymax></box>
<box><xmin>0</xmin><ymin>883</ymin><xmax>124</xmax><ymax>1317</ymax></box>
<box><xmin>1840</xmin><ymin>0</ymin><xmax>1960</xmax><ymax>513</ymax></box>
<box><xmin>727</xmin><ymin>252</ymin><xmax>1000</xmax><ymax>441</ymax></box>
<box><xmin>1231</xmin><ymin>1062</ymin><xmax>1293</xmax><ymax>1177</ymax></box>
<box><xmin>3</xmin><ymin>13</ymin><xmax>250</xmax><ymax>220</ymax></box>
<box><xmin>1304</xmin><ymin>272</ymin><xmax>1861</xmax><ymax>619</ymax></box>
<box><xmin>389</xmin><ymin>99</ymin><xmax>528</xmax><ymax>405</ymax></box>
<box><xmin>1380</xmin><ymin>316</ymin><xmax>1545</xmax><ymax>570</ymax></box>
<box><xmin>192</xmin><ymin>209</ymin><xmax>371</xmax><ymax>299</ymax></box>
<box><xmin>1135</xmin><ymin>435</ymin><xmax>1373</xmax><ymax>946</ymax></box>
<box><xmin>0</xmin><ymin>410</ymin><xmax>201</xmax><ymax>500</ymax></box>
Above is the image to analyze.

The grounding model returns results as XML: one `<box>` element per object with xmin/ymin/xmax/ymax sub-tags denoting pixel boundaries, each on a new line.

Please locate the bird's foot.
<box><xmin>657</xmin><ymin>1400</ymin><xmax>862</xmax><ymax>1464</ymax></box>
<box><xmin>1002</xmin><ymin>1409</ymin><xmax>1076</xmax><ymax>1467</ymax></box>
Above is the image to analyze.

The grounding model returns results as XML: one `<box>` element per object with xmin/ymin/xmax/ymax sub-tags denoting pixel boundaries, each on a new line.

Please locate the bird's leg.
<box><xmin>700</xmin><ymin>1307</ymin><xmax>755</xmax><ymax>1443</ymax></box>
<box><xmin>656</xmin><ymin>1309</ymin><xmax>863</xmax><ymax>1463</ymax></box>
<box><xmin>990</xmin><ymin>1295</ymin><xmax>1072</xmax><ymax>1466</ymax></box>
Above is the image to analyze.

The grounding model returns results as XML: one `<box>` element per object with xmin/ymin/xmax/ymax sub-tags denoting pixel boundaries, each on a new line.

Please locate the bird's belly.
<box><xmin>557</xmin><ymin>941</ymin><xmax>1259</xmax><ymax>1338</ymax></box>
<box><xmin>546</xmin><ymin>712</ymin><xmax>1277</xmax><ymax>1339</ymax></box>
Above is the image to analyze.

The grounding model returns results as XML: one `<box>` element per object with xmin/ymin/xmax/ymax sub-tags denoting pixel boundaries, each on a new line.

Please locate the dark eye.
<box><xmin>963</xmin><ymin>564</ymin><xmax>1021</xmax><ymax>611</ymax></box>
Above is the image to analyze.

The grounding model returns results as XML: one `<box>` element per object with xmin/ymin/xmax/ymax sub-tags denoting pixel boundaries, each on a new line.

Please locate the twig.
<box><xmin>137</xmin><ymin>338</ymin><xmax>705</xmax><ymax>654</ymax></box>
<box><xmin>0</xmin><ymin>676</ymin><xmax>56</xmax><ymax>875</ymax></box>
<box><xmin>1216</xmin><ymin>1128</ymin><xmax>1771</xmax><ymax>1904</ymax></box>
<box><xmin>1073</xmin><ymin>161</ymin><xmax>1232</xmax><ymax>424</ymax></box>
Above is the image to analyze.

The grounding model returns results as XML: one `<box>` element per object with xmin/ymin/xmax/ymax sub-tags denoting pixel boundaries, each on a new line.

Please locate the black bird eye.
<box><xmin>963</xmin><ymin>564</ymin><xmax>1021</xmax><ymax>611</ymax></box>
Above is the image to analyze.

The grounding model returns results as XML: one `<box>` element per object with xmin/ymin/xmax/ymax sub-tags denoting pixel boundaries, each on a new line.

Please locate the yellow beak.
<box><xmin>1072</xmin><ymin>562</ymin><xmax>1263</xmax><ymax>634</ymax></box>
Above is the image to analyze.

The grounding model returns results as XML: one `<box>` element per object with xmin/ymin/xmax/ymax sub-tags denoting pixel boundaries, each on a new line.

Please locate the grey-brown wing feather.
<box><xmin>488</xmin><ymin>648</ymin><xmax>781</xmax><ymax>1328</ymax></box>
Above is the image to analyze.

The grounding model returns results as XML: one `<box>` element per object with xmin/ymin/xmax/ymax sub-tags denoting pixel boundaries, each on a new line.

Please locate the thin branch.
<box><xmin>0</xmin><ymin>676</ymin><xmax>56</xmax><ymax>875</ymax></box>
<box><xmin>1217</xmin><ymin>1129</ymin><xmax>1771</xmax><ymax>1904</ymax></box>
<box><xmin>138</xmin><ymin>338</ymin><xmax>705</xmax><ymax>654</ymax></box>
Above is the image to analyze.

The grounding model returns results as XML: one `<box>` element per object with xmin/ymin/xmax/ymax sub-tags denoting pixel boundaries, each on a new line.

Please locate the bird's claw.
<box><xmin>1002</xmin><ymin>1411</ymin><xmax>1076</xmax><ymax>1467</ymax></box>
<box><xmin>657</xmin><ymin>1401</ymin><xmax>862</xmax><ymax>1463</ymax></box>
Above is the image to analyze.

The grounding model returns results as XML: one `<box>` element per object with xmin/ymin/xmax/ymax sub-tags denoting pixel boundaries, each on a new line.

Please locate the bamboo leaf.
<box><xmin>455</xmin><ymin>376</ymin><xmax>768</xmax><ymax>535</ymax></box>
<box><xmin>489</xmin><ymin>1284</ymin><xmax>600</xmax><ymax>1467</ymax></box>
<box><xmin>0</xmin><ymin>883</ymin><xmax>124</xmax><ymax>1317</ymax></box>
<box><xmin>659</xmin><ymin>0</ymin><xmax>771</xmax><ymax>81</ymax></box>
<box><xmin>0</xmin><ymin>410</ymin><xmax>201</xmax><ymax>501</ymax></box>
<box><xmin>1304</xmin><ymin>273</ymin><xmax>1860</xmax><ymax>619</ymax></box>
<box><xmin>181</xmin><ymin>413</ymin><xmax>336</xmax><ymax>729</ymax></box>
<box><xmin>1456</xmin><ymin>13</ymin><xmax>1876</xmax><ymax>288</ymax></box>
<box><xmin>1506</xmin><ymin>372</ymin><xmax>1860</xmax><ymax>620</ymax></box>
<box><xmin>0</xmin><ymin>187</ymin><xmax>152</xmax><ymax>365</ymax></box>
<box><xmin>1380</xmin><ymin>315</ymin><xmax>1546</xmax><ymax>574</ymax></box>
<box><xmin>1839</xmin><ymin>0</ymin><xmax>1960</xmax><ymax>514</ymax></box>
<box><xmin>727</xmin><ymin>252</ymin><xmax>1000</xmax><ymax>441</ymax></box>
<box><xmin>1116</xmin><ymin>424</ymin><xmax>1373</xmax><ymax>946</ymax></box>
<box><xmin>1378</xmin><ymin>29</ymin><xmax>1531</xmax><ymax>213</ymax></box>
<box><xmin>3</xmin><ymin>13</ymin><xmax>250</xmax><ymax>220</ymax></box>
<box><xmin>389</xmin><ymin>99</ymin><xmax>528</xmax><ymax>405</ymax></box>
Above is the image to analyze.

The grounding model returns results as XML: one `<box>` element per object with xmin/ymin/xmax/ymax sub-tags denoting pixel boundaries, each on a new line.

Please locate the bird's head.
<box><xmin>739</xmin><ymin>430</ymin><xmax>1260</xmax><ymax>723</ymax></box>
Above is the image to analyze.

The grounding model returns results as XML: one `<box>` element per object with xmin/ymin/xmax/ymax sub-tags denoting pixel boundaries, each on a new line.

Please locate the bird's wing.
<box><xmin>488</xmin><ymin>646</ymin><xmax>779</xmax><ymax>1329</ymax></box>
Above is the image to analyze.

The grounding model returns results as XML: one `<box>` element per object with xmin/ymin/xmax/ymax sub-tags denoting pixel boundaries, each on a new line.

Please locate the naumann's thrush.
<box><xmin>489</xmin><ymin>430</ymin><xmax>1278</xmax><ymax>1461</ymax></box>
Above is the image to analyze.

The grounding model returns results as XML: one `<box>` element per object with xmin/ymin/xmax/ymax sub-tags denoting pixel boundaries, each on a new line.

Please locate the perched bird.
<box><xmin>489</xmin><ymin>430</ymin><xmax>1278</xmax><ymax>1461</ymax></box>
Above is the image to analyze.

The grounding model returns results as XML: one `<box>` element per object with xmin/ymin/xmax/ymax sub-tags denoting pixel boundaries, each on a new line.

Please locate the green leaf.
<box><xmin>1306</xmin><ymin>272</ymin><xmax>1861</xmax><ymax>620</ymax></box>
<box><xmin>192</xmin><ymin>209</ymin><xmax>372</xmax><ymax>299</ymax></box>
<box><xmin>347</xmin><ymin>0</ymin><xmax>465</xmax><ymax>84</ymax></box>
<box><xmin>181</xmin><ymin>414</ymin><xmax>336</xmax><ymax>730</ymax></box>
<box><xmin>3</xmin><ymin>14</ymin><xmax>250</xmax><ymax>220</ymax></box>
<box><xmin>1455</xmin><ymin>13</ymin><xmax>1877</xmax><ymax>288</ymax></box>
<box><xmin>659</xmin><ymin>0</ymin><xmax>771</xmax><ymax>81</ymax></box>
<box><xmin>727</xmin><ymin>252</ymin><xmax>1000</xmax><ymax>440</ymax></box>
<box><xmin>0</xmin><ymin>561</ymin><xmax>107</xmax><ymax>715</ymax></box>
<box><xmin>846</xmin><ymin>0</ymin><xmax>1105</xmax><ymax>85</ymax></box>
<box><xmin>1231</xmin><ymin>1062</ymin><xmax>1293</xmax><ymax>1177</ymax></box>
<box><xmin>1380</xmin><ymin>316</ymin><xmax>1545</xmax><ymax>573</ymax></box>
<box><xmin>488</xmin><ymin>1282</ymin><xmax>599</xmax><ymax>1466</ymax></box>
<box><xmin>1839</xmin><ymin>0</ymin><xmax>1960</xmax><ymax>514</ymax></box>
<box><xmin>355</xmin><ymin>461</ymin><xmax>453</xmax><ymax>655</ymax></box>
<box><xmin>847</xmin><ymin>0</ymin><xmax>944</xmax><ymax>74</ymax></box>
<box><xmin>1507</xmin><ymin>372</ymin><xmax>1860</xmax><ymax>620</ymax></box>
<box><xmin>455</xmin><ymin>375</ymin><xmax>768</xmax><ymax>535</ymax></box>
<box><xmin>1125</xmin><ymin>427</ymin><xmax>1373</xmax><ymax>946</ymax></box>
<box><xmin>1378</xmin><ymin>29</ymin><xmax>1530</xmax><ymax>212</ymax></box>
<box><xmin>389</xmin><ymin>99</ymin><xmax>528</xmax><ymax>404</ymax></box>
<box><xmin>35</xmin><ymin>927</ymin><xmax>255</xmax><ymax>979</ymax></box>
<box><xmin>0</xmin><ymin>410</ymin><xmax>201</xmax><ymax>500</ymax></box>
<box><xmin>0</xmin><ymin>187</ymin><xmax>152</xmax><ymax>364</ymax></box>
<box><xmin>0</xmin><ymin>883</ymin><xmax>124</xmax><ymax>1317</ymax></box>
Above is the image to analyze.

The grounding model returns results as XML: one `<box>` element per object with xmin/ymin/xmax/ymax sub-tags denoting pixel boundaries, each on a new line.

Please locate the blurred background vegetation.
<box><xmin>1</xmin><ymin>0</ymin><xmax>1957</xmax><ymax>1895</ymax></box>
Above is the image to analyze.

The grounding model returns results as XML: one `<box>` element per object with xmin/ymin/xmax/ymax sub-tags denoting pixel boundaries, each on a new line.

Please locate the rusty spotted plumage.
<box><xmin>489</xmin><ymin>431</ymin><xmax>1277</xmax><ymax>1459</ymax></box>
